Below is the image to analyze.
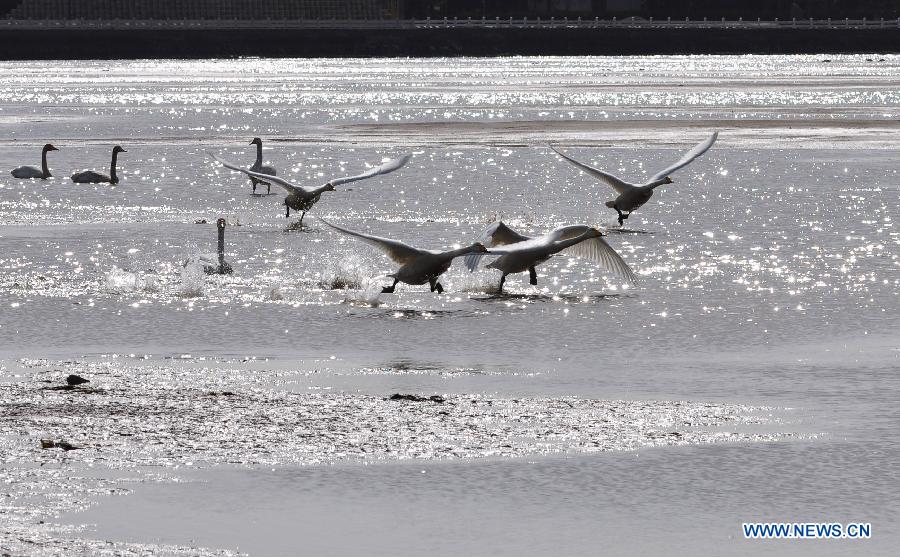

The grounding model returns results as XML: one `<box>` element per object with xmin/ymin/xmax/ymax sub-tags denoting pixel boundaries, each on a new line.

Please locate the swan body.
<box><xmin>248</xmin><ymin>137</ymin><xmax>277</xmax><ymax>195</ymax></box>
<box><xmin>11</xmin><ymin>143</ymin><xmax>58</xmax><ymax>179</ymax></box>
<box><xmin>71</xmin><ymin>146</ymin><xmax>126</xmax><ymax>184</ymax></box>
<box><xmin>211</xmin><ymin>152</ymin><xmax>411</xmax><ymax>228</ymax></box>
<box><xmin>321</xmin><ymin>218</ymin><xmax>486</xmax><ymax>294</ymax></box>
<box><xmin>552</xmin><ymin>131</ymin><xmax>718</xmax><ymax>225</ymax></box>
<box><xmin>465</xmin><ymin>221</ymin><xmax>636</xmax><ymax>292</ymax></box>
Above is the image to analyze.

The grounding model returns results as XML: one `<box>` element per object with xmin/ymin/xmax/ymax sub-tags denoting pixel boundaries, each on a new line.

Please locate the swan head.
<box><xmin>470</xmin><ymin>242</ymin><xmax>488</xmax><ymax>253</ymax></box>
<box><xmin>113</xmin><ymin>145</ymin><xmax>127</xmax><ymax>154</ymax></box>
<box><xmin>663</xmin><ymin>176</ymin><xmax>673</xmax><ymax>184</ymax></box>
<box><xmin>324</xmin><ymin>183</ymin><xmax>336</xmax><ymax>192</ymax></box>
<box><xmin>586</xmin><ymin>228</ymin><xmax>604</xmax><ymax>238</ymax></box>
<box><xmin>43</xmin><ymin>143</ymin><xmax>59</xmax><ymax>152</ymax></box>
<box><xmin>250</xmin><ymin>137</ymin><xmax>262</xmax><ymax>146</ymax></box>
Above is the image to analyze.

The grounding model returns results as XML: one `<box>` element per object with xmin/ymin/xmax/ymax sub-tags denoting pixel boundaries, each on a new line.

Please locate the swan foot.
<box><xmin>528</xmin><ymin>266</ymin><xmax>538</xmax><ymax>285</ymax></box>
<box><xmin>429</xmin><ymin>279</ymin><xmax>444</xmax><ymax>294</ymax></box>
<box><xmin>382</xmin><ymin>279</ymin><xmax>399</xmax><ymax>294</ymax></box>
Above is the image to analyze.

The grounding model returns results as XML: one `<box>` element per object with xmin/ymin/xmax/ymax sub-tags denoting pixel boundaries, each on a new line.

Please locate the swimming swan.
<box><xmin>11</xmin><ymin>143</ymin><xmax>58</xmax><ymax>179</ymax></box>
<box><xmin>551</xmin><ymin>132</ymin><xmax>718</xmax><ymax>225</ymax></box>
<box><xmin>248</xmin><ymin>137</ymin><xmax>277</xmax><ymax>195</ymax></box>
<box><xmin>465</xmin><ymin>221</ymin><xmax>637</xmax><ymax>292</ymax></box>
<box><xmin>71</xmin><ymin>146</ymin><xmax>127</xmax><ymax>184</ymax></box>
<box><xmin>210</xmin><ymin>152</ymin><xmax>411</xmax><ymax>228</ymax></box>
<box><xmin>320</xmin><ymin>217</ymin><xmax>487</xmax><ymax>294</ymax></box>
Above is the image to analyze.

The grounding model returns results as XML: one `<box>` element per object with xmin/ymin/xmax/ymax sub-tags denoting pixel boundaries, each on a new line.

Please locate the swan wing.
<box><xmin>464</xmin><ymin>221</ymin><xmax>533</xmax><ymax>271</ymax></box>
<box><xmin>210</xmin><ymin>153</ymin><xmax>311</xmax><ymax>194</ymax></box>
<box><xmin>550</xmin><ymin>146</ymin><xmax>635</xmax><ymax>194</ymax></box>
<box><xmin>320</xmin><ymin>218</ymin><xmax>423</xmax><ymax>266</ymax></box>
<box><xmin>327</xmin><ymin>154</ymin><xmax>411</xmax><ymax>187</ymax></box>
<box><xmin>561</xmin><ymin>236</ymin><xmax>637</xmax><ymax>285</ymax></box>
<box><xmin>648</xmin><ymin>131</ymin><xmax>718</xmax><ymax>183</ymax></box>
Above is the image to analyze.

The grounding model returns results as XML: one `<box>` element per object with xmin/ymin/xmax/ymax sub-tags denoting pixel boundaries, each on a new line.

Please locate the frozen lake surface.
<box><xmin>0</xmin><ymin>55</ymin><xmax>898</xmax><ymax>555</ymax></box>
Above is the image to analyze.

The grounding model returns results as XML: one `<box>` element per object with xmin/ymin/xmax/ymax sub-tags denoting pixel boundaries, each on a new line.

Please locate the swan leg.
<box><xmin>498</xmin><ymin>274</ymin><xmax>507</xmax><ymax>293</ymax></box>
<box><xmin>250</xmin><ymin>177</ymin><xmax>258</xmax><ymax>193</ymax></box>
<box><xmin>267</xmin><ymin>183</ymin><xmax>271</xmax><ymax>195</ymax></box>
<box><xmin>429</xmin><ymin>278</ymin><xmax>444</xmax><ymax>294</ymax></box>
<box><xmin>299</xmin><ymin>211</ymin><xmax>306</xmax><ymax>227</ymax></box>
<box><xmin>616</xmin><ymin>208</ymin><xmax>625</xmax><ymax>226</ymax></box>
<box><xmin>382</xmin><ymin>278</ymin><xmax>398</xmax><ymax>294</ymax></box>
<box><xmin>528</xmin><ymin>266</ymin><xmax>538</xmax><ymax>285</ymax></box>
<box><xmin>285</xmin><ymin>204</ymin><xmax>290</xmax><ymax>218</ymax></box>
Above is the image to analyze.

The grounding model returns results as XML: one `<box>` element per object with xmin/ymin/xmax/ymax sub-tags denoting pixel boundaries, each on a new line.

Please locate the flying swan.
<box><xmin>210</xmin><ymin>153</ymin><xmax>411</xmax><ymax>228</ymax></box>
<box><xmin>320</xmin><ymin>217</ymin><xmax>487</xmax><ymax>294</ymax></box>
<box><xmin>11</xmin><ymin>143</ymin><xmax>58</xmax><ymax>180</ymax></box>
<box><xmin>465</xmin><ymin>221</ymin><xmax>637</xmax><ymax>293</ymax></box>
<box><xmin>551</xmin><ymin>132</ymin><xmax>718</xmax><ymax>225</ymax></box>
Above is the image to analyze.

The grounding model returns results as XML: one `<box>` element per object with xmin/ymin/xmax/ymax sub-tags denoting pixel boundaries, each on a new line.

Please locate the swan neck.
<box><xmin>255</xmin><ymin>142</ymin><xmax>263</xmax><ymax>164</ymax></box>
<box><xmin>41</xmin><ymin>149</ymin><xmax>51</xmax><ymax>178</ymax></box>
<box><xmin>648</xmin><ymin>177</ymin><xmax>669</xmax><ymax>190</ymax></box>
<box><xmin>447</xmin><ymin>244</ymin><xmax>478</xmax><ymax>258</ymax></box>
<box><xmin>554</xmin><ymin>232</ymin><xmax>594</xmax><ymax>252</ymax></box>
<box><xmin>110</xmin><ymin>150</ymin><xmax>119</xmax><ymax>183</ymax></box>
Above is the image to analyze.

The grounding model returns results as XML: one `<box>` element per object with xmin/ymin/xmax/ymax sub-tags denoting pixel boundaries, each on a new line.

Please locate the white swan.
<box><xmin>11</xmin><ymin>143</ymin><xmax>58</xmax><ymax>179</ymax></box>
<box><xmin>248</xmin><ymin>137</ymin><xmax>277</xmax><ymax>195</ymax></box>
<box><xmin>551</xmin><ymin>132</ymin><xmax>718</xmax><ymax>225</ymax></box>
<box><xmin>71</xmin><ymin>146</ymin><xmax>126</xmax><ymax>184</ymax></box>
<box><xmin>320</xmin><ymin>218</ymin><xmax>487</xmax><ymax>294</ymax></box>
<box><xmin>465</xmin><ymin>221</ymin><xmax>636</xmax><ymax>293</ymax></box>
<box><xmin>210</xmin><ymin>152</ymin><xmax>411</xmax><ymax>228</ymax></box>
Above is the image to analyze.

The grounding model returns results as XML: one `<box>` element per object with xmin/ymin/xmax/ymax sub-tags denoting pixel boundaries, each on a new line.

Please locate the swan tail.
<box><xmin>605</xmin><ymin>201</ymin><xmax>616</xmax><ymax>208</ymax></box>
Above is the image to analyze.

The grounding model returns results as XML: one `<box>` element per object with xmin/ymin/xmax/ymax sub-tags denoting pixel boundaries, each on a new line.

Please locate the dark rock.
<box><xmin>389</xmin><ymin>393</ymin><xmax>445</xmax><ymax>403</ymax></box>
<box><xmin>66</xmin><ymin>374</ymin><xmax>90</xmax><ymax>386</ymax></box>
<box><xmin>40</xmin><ymin>439</ymin><xmax>80</xmax><ymax>450</ymax></box>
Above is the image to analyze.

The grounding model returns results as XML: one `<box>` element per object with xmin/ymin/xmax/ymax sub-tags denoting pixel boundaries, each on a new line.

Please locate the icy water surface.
<box><xmin>0</xmin><ymin>55</ymin><xmax>898</xmax><ymax>555</ymax></box>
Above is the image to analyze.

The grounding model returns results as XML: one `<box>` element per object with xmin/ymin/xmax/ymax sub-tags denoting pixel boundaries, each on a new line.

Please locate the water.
<box><xmin>0</xmin><ymin>55</ymin><xmax>898</xmax><ymax>555</ymax></box>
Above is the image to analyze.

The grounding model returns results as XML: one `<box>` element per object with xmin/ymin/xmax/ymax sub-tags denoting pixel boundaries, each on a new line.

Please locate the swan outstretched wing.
<box><xmin>327</xmin><ymin>154</ymin><xmax>411</xmax><ymax>187</ymax></box>
<box><xmin>538</xmin><ymin>225</ymin><xmax>637</xmax><ymax>284</ymax></box>
<box><xmin>648</xmin><ymin>132</ymin><xmax>718</xmax><ymax>183</ymax></box>
<box><xmin>464</xmin><ymin>221</ymin><xmax>533</xmax><ymax>271</ymax></box>
<box><xmin>561</xmin><ymin>236</ymin><xmax>637</xmax><ymax>285</ymax></box>
<box><xmin>320</xmin><ymin>218</ymin><xmax>423</xmax><ymax>266</ymax></box>
<box><xmin>550</xmin><ymin>146</ymin><xmax>634</xmax><ymax>194</ymax></box>
<box><xmin>210</xmin><ymin>153</ymin><xmax>311</xmax><ymax>194</ymax></box>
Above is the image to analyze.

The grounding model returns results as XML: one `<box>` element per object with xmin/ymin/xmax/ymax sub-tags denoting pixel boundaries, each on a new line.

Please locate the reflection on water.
<box><xmin>0</xmin><ymin>55</ymin><xmax>898</xmax><ymax>556</ymax></box>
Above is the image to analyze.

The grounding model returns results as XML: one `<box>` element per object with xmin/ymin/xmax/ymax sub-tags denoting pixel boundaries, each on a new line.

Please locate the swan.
<box><xmin>210</xmin><ymin>152</ymin><xmax>411</xmax><ymax>228</ymax></box>
<box><xmin>320</xmin><ymin>217</ymin><xmax>487</xmax><ymax>294</ymax></box>
<box><xmin>465</xmin><ymin>221</ymin><xmax>636</xmax><ymax>293</ymax></box>
<box><xmin>11</xmin><ymin>143</ymin><xmax>58</xmax><ymax>179</ymax></box>
<box><xmin>248</xmin><ymin>137</ymin><xmax>277</xmax><ymax>195</ymax></box>
<box><xmin>551</xmin><ymin>132</ymin><xmax>718</xmax><ymax>225</ymax></box>
<box><xmin>71</xmin><ymin>146</ymin><xmax>126</xmax><ymax>184</ymax></box>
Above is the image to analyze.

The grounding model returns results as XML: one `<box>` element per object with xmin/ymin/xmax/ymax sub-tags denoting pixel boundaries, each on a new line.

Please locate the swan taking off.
<box><xmin>210</xmin><ymin>152</ymin><xmax>411</xmax><ymax>228</ymax></box>
<box><xmin>71</xmin><ymin>146</ymin><xmax>127</xmax><ymax>184</ymax></box>
<box><xmin>320</xmin><ymin>218</ymin><xmax>487</xmax><ymax>294</ymax></box>
<box><xmin>465</xmin><ymin>221</ymin><xmax>636</xmax><ymax>293</ymax></box>
<box><xmin>248</xmin><ymin>137</ymin><xmax>277</xmax><ymax>195</ymax></box>
<box><xmin>11</xmin><ymin>143</ymin><xmax>58</xmax><ymax>179</ymax></box>
<box><xmin>551</xmin><ymin>132</ymin><xmax>718</xmax><ymax>225</ymax></box>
